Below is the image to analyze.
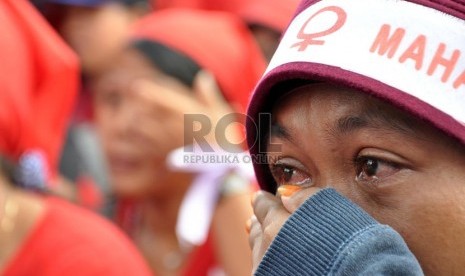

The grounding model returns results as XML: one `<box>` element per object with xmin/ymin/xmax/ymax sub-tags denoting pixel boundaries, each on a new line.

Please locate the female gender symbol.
<box><xmin>292</xmin><ymin>6</ymin><xmax>347</xmax><ymax>52</ymax></box>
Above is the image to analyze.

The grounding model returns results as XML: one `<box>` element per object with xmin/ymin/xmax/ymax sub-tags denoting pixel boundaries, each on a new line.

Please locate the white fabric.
<box><xmin>166</xmin><ymin>146</ymin><xmax>254</xmax><ymax>247</ymax></box>
<box><xmin>267</xmin><ymin>0</ymin><xmax>465</xmax><ymax>124</ymax></box>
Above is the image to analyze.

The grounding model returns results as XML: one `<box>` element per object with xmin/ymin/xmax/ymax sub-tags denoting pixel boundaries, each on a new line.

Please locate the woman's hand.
<box><xmin>131</xmin><ymin>71</ymin><xmax>239</xmax><ymax>155</ymax></box>
<box><xmin>248</xmin><ymin>187</ymin><xmax>320</xmax><ymax>273</ymax></box>
<box><xmin>248</xmin><ymin>191</ymin><xmax>289</xmax><ymax>273</ymax></box>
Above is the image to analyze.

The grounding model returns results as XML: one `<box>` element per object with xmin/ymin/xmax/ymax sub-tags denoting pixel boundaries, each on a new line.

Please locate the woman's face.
<box><xmin>59</xmin><ymin>4</ymin><xmax>137</xmax><ymax>76</ymax></box>
<box><xmin>93</xmin><ymin>49</ymin><xmax>192</xmax><ymax>198</ymax></box>
<box><xmin>266</xmin><ymin>83</ymin><xmax>465</xmax><ymax>274</ymax></box>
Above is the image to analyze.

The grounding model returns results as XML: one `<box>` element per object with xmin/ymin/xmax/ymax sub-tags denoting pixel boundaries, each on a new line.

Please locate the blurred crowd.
<box><xmin>0</xmin><ymin>0</ymin><xmax>298</xmax><ymax>275</ymax></box>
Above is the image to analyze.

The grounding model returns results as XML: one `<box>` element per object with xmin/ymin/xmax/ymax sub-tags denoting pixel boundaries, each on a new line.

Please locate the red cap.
<box><xmin>152</xmin><ymin>0</ymin><xmax>248</xmax><ymax>14</ymax></box>
<box><xmin>0</xmin><ymin>0</ymin><xmax>79</xmax><ymax>184</ymax></box>
<box><xmin>131</xmin><ymin>9</ymin><xmax>266</xmax><ymax>114</ymax></box>
<box><xmin>238</xmin><ymin>0</ymin><xmax>300</xmax><ymax>33</ymax></box>
<box><xmin>151</xmin><ymin>0</ymin><xmax>206</xmax><ymax>10</ymax></box>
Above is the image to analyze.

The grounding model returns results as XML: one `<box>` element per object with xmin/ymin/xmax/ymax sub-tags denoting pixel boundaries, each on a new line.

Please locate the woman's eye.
<box><xmin>355</xmin><ymin>157</ymin><xmax>400</xmax><ymax>184</ymax></box>
<box><xmin>270</xmin><ymin>163</ymin><xmax>311</xmax><ymax>187</ymax></box>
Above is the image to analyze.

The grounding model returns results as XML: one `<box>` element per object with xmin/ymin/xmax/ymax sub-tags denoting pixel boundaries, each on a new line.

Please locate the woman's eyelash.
<box><xmin>353</xmin><ymin>155</ymin><xmax>405</xmax><ymax>186</ymax></box>
<box><xmin>269</xmin><ymin>163</ymin><xmax>289</xmax><ymax>177</ymax></box>
<box><xmin>269</xmin><ymin>161</ymin><xmax>313</xmax><ymax>188</ymax></box>
<box><xmin>354</xmin><ymin>156</ymin><xmax>400</xmax><ymax>169</ymax></box>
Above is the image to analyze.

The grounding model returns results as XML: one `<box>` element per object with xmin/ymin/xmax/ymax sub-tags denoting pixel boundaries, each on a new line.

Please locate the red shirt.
<box><xmin>182</xmin><ymin>233</ymin><xmax>219</xmax><ymax>276</ymax></box>
<box><xmin>3</xmin><ymin>197</ymin><xmax>152</xmax><ymax>276</ymax></box>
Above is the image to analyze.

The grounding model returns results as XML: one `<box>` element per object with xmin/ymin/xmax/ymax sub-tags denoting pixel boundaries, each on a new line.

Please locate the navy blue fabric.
<box><xmin>255</xmin><ymin>189</ymin><xmax>424</xmax><ymax>275</ymax></box>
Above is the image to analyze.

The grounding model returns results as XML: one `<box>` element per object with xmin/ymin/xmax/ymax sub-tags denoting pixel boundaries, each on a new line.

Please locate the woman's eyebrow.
<box><xmin>264</xmin><ymin>123</ymin><xmax>293</xmax><ymax>153</ymax></box>
<box><xmin>334</xmin><ymin>115</ymin><xmax>370</xmax><ymax>135</ymax></box>
<box><xmin>332</xmin><ymin>109</ymin><xmax>419</xmax><ymax>138</ymax></box>
<box><xmin>266</xmin><ymin>122</ymin><xmax>299</xmax><ymax>148</ymax></box>
<box><xmin>270</xmin><ymin>123</ymin><xmax>292</xmax><ymax>141</ymax></box>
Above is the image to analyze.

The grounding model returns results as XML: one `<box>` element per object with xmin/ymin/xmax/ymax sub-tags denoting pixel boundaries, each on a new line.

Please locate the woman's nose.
<box><xmin>112</xmin><ymin>101</ymin><xmax>140</xmax><ymax>135</ymax></box>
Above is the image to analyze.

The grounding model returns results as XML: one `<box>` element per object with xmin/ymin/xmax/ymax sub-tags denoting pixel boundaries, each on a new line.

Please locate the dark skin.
<box><xmin>249</xmin><ymin>83</ymin><xmax>465</xmax><ymax>275</ymax></box>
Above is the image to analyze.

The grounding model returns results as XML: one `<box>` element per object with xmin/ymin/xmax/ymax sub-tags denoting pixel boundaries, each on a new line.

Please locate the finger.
<box><xmin>249</xmin><ymin>215</ymin><xmax>264</xmax><ymax>273</ymax></box>
<box><xmin>248</xmin><ymin>215</ymin><xmax>261</xmax><ymax>249</ymax></box>
<box><xmin>252</xmin><ymin>191</ymin><xmax>279</xmax><ymax>224</ymax></box>
<box><xmin>193</xmin><ymin>70</ymin><xmax>229</xmax><ymax>108</ymax></box>
<box><xmin>252</xmin><ymin>191</ymin><xmax>289</xmax><ymax>226</ymax></box>
<box><xmin>278</xmin><ymin>185</ymin><xmax>321</xmax><ymax>213</ymax></box>
<box><xmin>131</xmin><ymin>79</ymin><xmax>197</xmax><ymax>114</ymax></box>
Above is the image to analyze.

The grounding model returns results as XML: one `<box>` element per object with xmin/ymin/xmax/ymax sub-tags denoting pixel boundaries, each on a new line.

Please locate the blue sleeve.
<box><xmin>254</xmin><ymin>188</ymin><xmax>424</xmax><ymax>275</ymax></box>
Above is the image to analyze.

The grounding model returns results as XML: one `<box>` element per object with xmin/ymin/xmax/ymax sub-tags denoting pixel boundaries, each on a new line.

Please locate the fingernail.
<box><xmin>277</xmin><ymin>185</ymin><xmax>302</xmax><ymax>197</ymax></box>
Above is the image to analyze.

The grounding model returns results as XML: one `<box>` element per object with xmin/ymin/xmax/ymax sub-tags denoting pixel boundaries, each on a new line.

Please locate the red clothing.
<box><xmin>182</xmin><ymin>233</ymin><xmax>218</xmax><ymax>276</ymax></box>
<box><xmin>131</xmin><ymin>9</ymin><xmax>266</xmax><ymax>115</ymax></box>
<box><xmin>152</xmin><ymin>0</ymin><xmax>248</xmax><ymax>14</ymax></box>
<box><xmin>116</xmin><ymin>203</ymin><xmax>219</xmax><ymax>275</ymax></box>
<box><xmin>238</xmin><ymin>0</ymin><xmax>300</xmax><ymax>33</ymax></box>
<box><xmin>3</xmin><ymin>197</ymin><xmax>152</xmax><ymax>276</ymax></box>
<box><xmin>0</xmin><ymin>0</ymin><xmax>78</xmax><ymax>181</ymax></box>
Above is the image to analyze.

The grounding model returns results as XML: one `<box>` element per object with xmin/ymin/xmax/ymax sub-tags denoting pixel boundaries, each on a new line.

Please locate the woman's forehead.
<box><xmin>96</xmin><ymin>49</ymin><xmax>164</xmax><ymax>86</ymax></box>
<box><xmin>270</xmin><ymin>83</ymin><xmax>431</xmax><ymax>141</ymax></box>
<box><xmin>272</xmin><ymin>84</ymin><xmax>374</xmax><ymax>122</ymax></box>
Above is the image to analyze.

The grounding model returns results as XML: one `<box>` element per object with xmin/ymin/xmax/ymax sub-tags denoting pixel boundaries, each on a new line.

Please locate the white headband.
<box><xmin>267</xmin><ymin>0</ymin><xmax>465</xmax><ymax>124</ymax></box>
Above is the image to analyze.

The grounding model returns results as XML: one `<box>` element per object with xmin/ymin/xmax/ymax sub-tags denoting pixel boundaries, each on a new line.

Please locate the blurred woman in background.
<box><xmin>93</xmin><ymin>9</ymin><xmax>266</xmax><ymax>276</ymax></box>
<box><xmin>33</xmin><ymin>0</ymin><xmax>150</xmax><ymax>213</ymax></box>
<box><xmin>38</xmin><ymin>0</ymin><xmax>150</xmax><ymax>77</ymax></box>
<box><xmin>0</xmin><ymin>1</ymin><xmax>151</xmax><ymax>274</ymax></box>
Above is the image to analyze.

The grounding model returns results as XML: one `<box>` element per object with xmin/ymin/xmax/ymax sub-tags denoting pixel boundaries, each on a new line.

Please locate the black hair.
<box><xmin>131</xmin><ymin>39</ymin><xmax>202</xmax><ymax>88</ymax></box>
